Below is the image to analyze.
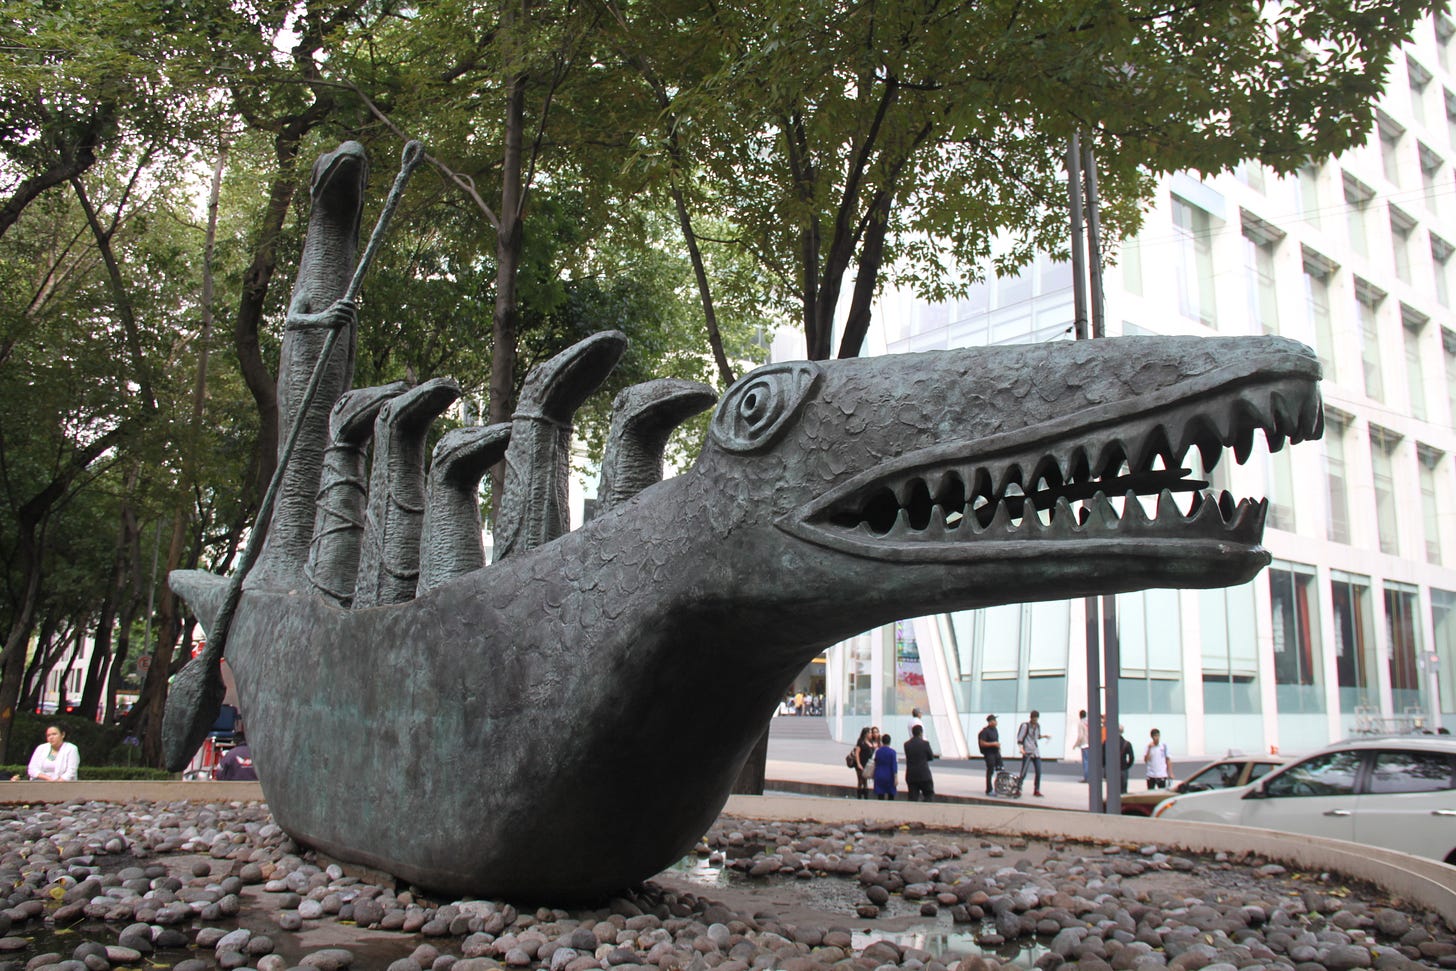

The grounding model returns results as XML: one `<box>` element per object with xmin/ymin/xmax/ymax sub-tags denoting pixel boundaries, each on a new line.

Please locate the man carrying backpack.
<box><xmin>1015</xmin><ymin>710</ymin><xmax>1051</xmax><ymax>797</ymax></box>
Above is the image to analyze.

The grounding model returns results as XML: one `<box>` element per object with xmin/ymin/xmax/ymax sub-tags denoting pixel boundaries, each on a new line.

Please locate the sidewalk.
<box><xmin>766</xmin><ymin>716</ymin><xmax>1121</xmax><ymax>812</ymax></box>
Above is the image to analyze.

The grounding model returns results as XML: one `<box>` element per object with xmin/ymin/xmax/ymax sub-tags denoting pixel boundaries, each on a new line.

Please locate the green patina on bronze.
<box><xmin>169</xmin><ymin>142</ymin><xmax>1324</xmax><ymax>901</ymax></box>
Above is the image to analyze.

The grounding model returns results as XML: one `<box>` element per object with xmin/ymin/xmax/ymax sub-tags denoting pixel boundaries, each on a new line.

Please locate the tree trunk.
<box><xmin>82</xmin><ymin>489</ymin><xmax>140</xmax><ymax>720</ymax></box>
<box><xmin>0</xmin><ymin>526</ymin><xmax>44</xmax><ymax>762</ymax></box>
<box><xmin>487</xmin><ymin>57</ymin><xmax>528</xmax><ymax>523</ymax></box>
<box><xmin>234</xmin><ymin>138</ymin><xmax>305</xmax><ymax>507</ymax></box>
<box><xmin>135</xmin><ymin>511</ymin><xmax>190</xmax><ymax>766</ymax></box>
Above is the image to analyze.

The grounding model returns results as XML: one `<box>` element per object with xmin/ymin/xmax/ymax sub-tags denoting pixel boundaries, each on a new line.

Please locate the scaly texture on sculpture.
<box><xmin>171</xmin><ymin>143</ymin><xmax>1323</xmax><ymax>901</ymax></box>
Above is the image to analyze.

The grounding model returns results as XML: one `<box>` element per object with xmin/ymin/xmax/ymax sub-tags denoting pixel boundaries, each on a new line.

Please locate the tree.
<box><xmin>602</xmin><ymin>0</ymin><xmax>1436</xmax><ymax>360</ymax></box>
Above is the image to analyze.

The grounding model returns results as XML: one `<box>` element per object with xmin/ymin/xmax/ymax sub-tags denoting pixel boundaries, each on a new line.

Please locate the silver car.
<box><xmin>1152</xmin><ymin>735</ymin><xmax>1456</xmax><ymax>865</ymax></box>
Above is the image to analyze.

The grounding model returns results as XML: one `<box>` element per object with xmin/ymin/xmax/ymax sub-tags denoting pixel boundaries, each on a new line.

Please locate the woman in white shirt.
<box><xmin>22</xmin><ymin>725</ymin><xmax>80</xmax><ymax>782</ymax></box>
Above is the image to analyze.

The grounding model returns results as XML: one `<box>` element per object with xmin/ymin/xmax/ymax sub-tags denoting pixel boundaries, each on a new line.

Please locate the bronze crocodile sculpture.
<box><xmin>171</xmin><ymin>142</ymin><xmax>1324</xmax><ymax>901</ymax></box>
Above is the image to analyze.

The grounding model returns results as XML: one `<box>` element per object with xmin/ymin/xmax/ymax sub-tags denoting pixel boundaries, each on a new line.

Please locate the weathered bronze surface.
<box><xmin>172</xmin><ymin>142</ymin><xmax>1324</xmax><ymax>900</ymax></box>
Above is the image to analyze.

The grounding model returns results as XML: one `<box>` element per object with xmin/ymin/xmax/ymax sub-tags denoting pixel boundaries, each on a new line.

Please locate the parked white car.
<box><xmin>1152</xmin><ymin>735</ymin><xmax>1456</xmax><ymax>865</ymax></box>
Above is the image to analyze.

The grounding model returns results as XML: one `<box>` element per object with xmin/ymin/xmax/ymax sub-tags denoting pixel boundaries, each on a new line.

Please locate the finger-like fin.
<box><xmin>418</xmin><ymin>423</ymin><xmax>512</xmax><ymax>595</ymax></box>
<box><xmin>353</xmin><ymin>377</ymin><xmax>461</xmax><ymax>608</ymax></box>
<box><xmin>597</xmin><ymin>379</ymin><xmax>717</xmax><ymax>513</ymax></box>
<box><xmin>252</xmin><ymin>141</ymin><xmax>369</xmax><ymax>590</ymax></box>
<box><xmin>306</xmin><ymin>381</ymin><xmax>409</xmax><ymax>606</ymax></box>
<box><xmin>168</xmin><ymin>569</ymin><xmax>229</xmax><ymax>635</ymax></box>
<box><xmin>493</xmin><ymin>331</ymin><xmax>627</xmax><ymax>561</ymax></box>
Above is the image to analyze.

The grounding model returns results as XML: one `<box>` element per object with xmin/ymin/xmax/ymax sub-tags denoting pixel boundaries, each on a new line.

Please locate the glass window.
<box><xmin>1324</xmin><ymin>412</ymin><xmax>1350</xmax><ymax>543</ymax></box>
<box><xmin>1379</xmin><ymin>116</ymin><xmax>1404</xmax><ymax>186</ymax></box>
<box><xmin>1296</xmin><ymin>166</ymin><xmax>1321</xmax><ymax>228</ymax></box>
<box><xmin>1269</xmin><ymin>563</ymin><xmax>1324</xmax><ymax>713</ymax></box>
<box><xmin>947</xmin><ymin>602</ymin><xmax>1067</xmax><ymax>715</ymax></box>
<box><xmin>1303</xmin><ymin>254</ymin><xmax>1338</xmax><ymax>377</ymax></box>
<box><xmin>1121</xmin><ymin>235</ymin><xmax>1143</xmax><ymax>296</ymax></box>
<box><xmin>1172</xmin><ymin>195</ymin><xmax>1217</xmax><ymax>327</ymax></box>
<box><xmin>1405</xmin><ymin>309</ymin><xmax>1429</xmax><ymax>421</ymax></box>
<box><xmin>1420</xmin><ymin>145</ymin><xmax>1443</xmax><ymax>220</ymax></box>
<box><xmin>1248</xmin><ymin>762</ymin><xmax>1279</xmax><ymax>782</ymax></box>
<box><xmin>1433</xmin><ymin>588</ymin><xmax>1456</xmax><ymax>715</ymax></box>
<box><xmin>1409</xmin><ymin>57</ymin><xmax>1432</xmax><ymax>127</ymax></box>
<box><xmin>1201</xmin><ymin>582</ymin><xmax>1259</xmax><ymax>714</ymax></box>
<box><xmin>1265</xmin><ymin>448</ymin><xmax>1296</xmax><ymax>532</ymax></box>
<box><xmin>1344</xmin><ymin>175</ymin><xmax>1373</xmax><ymax>257</ymax></box>
<box><xmin>1331</xmin><ymin>571</ymin><xmax>1377</xmax><ymax>713</ymax></box>
<box><xmin>1447</xmin><ymin>90</ymin><xmax>1456</xmax><ymax>149</ymax></box>
<box><xmin>1244</xmin><ymin>231</ymin><xmax>1280</xmax><ymax>335</ymax></box>
<box><xmin>1445</xmin><ymin>329</ymin><xmax>1456</xmax><ymax>426</ymax></box>
<box><xmin>1355</xmin><ymin>281</ymin><xmax>1386</xmax><ymax>402</ymax></box>
<box><xmin>1390</xmin><ymin>209</ymin><xmax>1415</xmax><ymax>284</ymax></box>
<box><xmin>1419</xmin><ymin>448</ymin><xmax>1444</xmax><ymax>565</ymax></box>
<box><xmin>1386</xmin><ymin>582</ymin><xmax>1425</xmax><ymax>713</ymax></box>
<box><xmin>1116</xmin><ymin>588</ymin><xmax>1184</xmax><ymax>714</ymax></box>
<box><xmin>1438</xmin><ymin>16</ymin><xmax>1455</xmax><ymax>73</ymax></box>
<box><xmin>1265</xmin><ymin>749</ymin><xmax>1362</xmax><ymax>797</ymax></box>
<box><xmin>1432</xmin><ymin>235</ymin><xmax>1453</xmax><ymax>309</ymax></box>
<box><xmin>1370</xmin><ymin>426</ymin><xmax>1401</xmax><ymax>555</ymax></box>
<box><xmin>1367</xmin><ymin>749</ymin><xmax>1454</xmax><ymax>794</ymax></box>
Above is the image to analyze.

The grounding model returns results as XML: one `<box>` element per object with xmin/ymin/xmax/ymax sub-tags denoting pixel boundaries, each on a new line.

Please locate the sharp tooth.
<box><xmin>890</xmin><ymin>507</ymin><xmax>912</xmax><ymax>537</ymax></box>
<box><xmin>1091</xmin><ymin>491</ymin><xmax>1119</xmax><ymax>529</ymax></box>
<box><xmin>1124</xmin><ymin>489</ymin><xmax>1151</xmax><ymax>524</ymax></box>
<box><xmin>1050</xmin><ymin>497</ymin><xmax>1079</xmax><ymax>537</ymax></box>
<box><xmin>1188</xmin><ymin>489</ymin><xmax>1218</xmax><ymax>526</ymax></box>
<box><xmin>987</xmin><ymin>500</ymin><xmax>1015</xmax><ymax>534</ymax></box>
<box><xmin>1197</xmin><ymin>436</ymin><xmax>1222</xmax><ymax>475</ymax></box>
<box><xmin>924</xmin><ymin>505</ymin><xmax>949</xmax><ymax>541</ymax></box>
<box><xmin>1271</xmin><ymin>389</ymin><xmax>1295</xmax><ymax>438</ymax></box>
<box><xmin>1134</xmin><ymin>424</ymin><xmax>1172</xmax><ymax>474</ymax></box>
<box><xmin>1068</xmin><ymin>447</ymin><xmax>1091</xmax><ymax>484</ymax></box>
<box><xmin>1094</xmin><ymin>441</ymin><xmax>1128</xmax><ymax>480</ymax></box>
<box><xmin>1234</xmin><ymin>426</ymin><xmax>1255</xmax><ymax>464</ymax></box>
<box><xmin>1156</xmin><ymin>488</ymin><xmax>1180</xmax><ymax>522</ymax></box>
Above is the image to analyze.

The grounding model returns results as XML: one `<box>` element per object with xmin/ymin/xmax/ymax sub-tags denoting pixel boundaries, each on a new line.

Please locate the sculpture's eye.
<box><xmin>710</xmin><ymin>363</ymin><xmax>819</xmax><ymax>453</ymax></box>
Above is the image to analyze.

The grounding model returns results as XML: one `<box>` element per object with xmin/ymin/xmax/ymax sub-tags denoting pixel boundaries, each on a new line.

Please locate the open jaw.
<box><xmin>780</xmin><ymin>366</ymin><xmax>1323</xmax><ymax>564</ymax></box>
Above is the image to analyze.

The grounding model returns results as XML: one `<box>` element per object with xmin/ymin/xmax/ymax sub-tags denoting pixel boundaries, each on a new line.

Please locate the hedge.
<box><xmin>2</xmin><ymin>765</ymin><xmax>176</xmax><ymax>781</ymax></box>
<box><xmin>7</xmin><ymin>711</ymin><xmax>142</xmax><ymax>768</ymax></box>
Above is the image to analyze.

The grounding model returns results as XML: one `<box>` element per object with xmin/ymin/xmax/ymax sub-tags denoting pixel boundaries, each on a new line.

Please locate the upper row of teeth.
<box><xmin>868</xmin><ymin>488</ymin><xmax>1264</xmax><ymax>537</ymax></box>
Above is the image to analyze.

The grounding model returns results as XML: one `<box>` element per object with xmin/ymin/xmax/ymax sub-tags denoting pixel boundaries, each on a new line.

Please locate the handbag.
<box><xmin>845</xmin><ymin>749</ymin><xmax>857</xmax><ymax>769</ymax></box>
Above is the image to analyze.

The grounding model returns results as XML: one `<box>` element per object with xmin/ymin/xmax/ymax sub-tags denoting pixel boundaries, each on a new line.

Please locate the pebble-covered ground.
<box><xmin>1</xmin><ymin>800</ymin><xmax>1452</xmax><ymax>971</ymax></box>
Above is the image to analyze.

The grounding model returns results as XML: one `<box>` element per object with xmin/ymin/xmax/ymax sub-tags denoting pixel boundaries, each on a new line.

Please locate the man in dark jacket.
<box><xmin>903</xmin><ymin>724</ymin><xmax>937</xmax><ymax>801</ymax></box>
<box><xmin>977</xmin><ymin>715</ymin><xmax>1001</xmax><ymax>796</ymax></box>
<box><xmin>218</xmin><ymin>734</ymin><xmax>258</xmax><ymax>782</ymax></box>
<box><xmin>1118</xmin><ymin>725</ymin><xmax>1135</xmax><ymax>794</ymax></box>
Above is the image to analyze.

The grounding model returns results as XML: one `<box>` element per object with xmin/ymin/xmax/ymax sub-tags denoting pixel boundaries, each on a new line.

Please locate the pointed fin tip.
<box><xmin>517</xmin><ymin>331</ymin><xmax>628</xmax><ymax>424</ymax></box>
<box><xmin>169</xmin><ymin>569</ymin><xmax>228</xmax><ymax>635</ymax></box>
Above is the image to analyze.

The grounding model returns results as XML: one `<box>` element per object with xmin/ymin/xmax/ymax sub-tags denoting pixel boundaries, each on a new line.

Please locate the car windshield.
<box><xmin>1248</xmin><ymin>761</ymin><xmax>1279</xmax><ymax>781</ymax></box>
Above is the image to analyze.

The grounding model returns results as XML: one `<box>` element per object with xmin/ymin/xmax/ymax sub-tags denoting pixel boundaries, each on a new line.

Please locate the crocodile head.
<box><xmin>675</xmin><ymin>333</ymin><xmax>1321</xmax><ymax>641</ymax></box>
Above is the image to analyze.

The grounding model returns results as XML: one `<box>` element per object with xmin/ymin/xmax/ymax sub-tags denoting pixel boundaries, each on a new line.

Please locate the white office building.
<box><xmin>820</xmin><ymin>13</ymin><xmax>1456</xmax><ymax>761</ymax></box>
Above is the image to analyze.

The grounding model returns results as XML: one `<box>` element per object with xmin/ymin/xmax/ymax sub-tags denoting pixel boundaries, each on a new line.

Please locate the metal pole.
<box><xmin>1068</xmin><ymin>132</ymin><xmax>1105</xmax><ymax>811</ymax></box>
<box><xmin>1083</xmin><ymin>141</ymin><xmax>1120</xmax><ymax>812</ymax></box>
<box><xmin>1067</xmin><ymin>135</ymin><xmax>1090</xmax><ymax>342</ymax></box>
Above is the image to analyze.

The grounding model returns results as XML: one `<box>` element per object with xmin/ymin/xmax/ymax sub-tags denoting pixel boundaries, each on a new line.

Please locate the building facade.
<box><xmin>822</xmin><ymin>12</ymin><xmax>1456</xmax><ymax>760</ymax></box>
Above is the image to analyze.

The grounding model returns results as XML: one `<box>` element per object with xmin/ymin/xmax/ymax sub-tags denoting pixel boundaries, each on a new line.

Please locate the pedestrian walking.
<box><xmin>903</xmin><ymin>724</ymin><xmax>936</xmax><ymax>802</ymax></box>
<box><xmin>1075</xmin><ymin>709</ymin><xmax>1089</xmax><ymax>782</ymax></box>
<box><xmin>977</xmin><ymin>715</ymin><xmax>1002</xmax><ymax>795</ymax></box>
<box><xmin>1015</xmin><ymin>710</ymin><xmax>1050</xmax><ymax>797</ymax></box>
<box><xmin>872</xmin><ymin>733</ymin><xmax>898</xmax><ymax>800</ymax></box>
<box><xmin>1145</xmin><ymin>728</ymin><xmax>1173</xmax><ymax>789</ymax></box>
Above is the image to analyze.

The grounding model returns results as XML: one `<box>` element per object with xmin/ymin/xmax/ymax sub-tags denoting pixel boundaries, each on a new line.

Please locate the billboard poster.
<box><xmin>894</xmin><ymin>620</ymin><xmax>931</xmax><ymax>713</ymax></box>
